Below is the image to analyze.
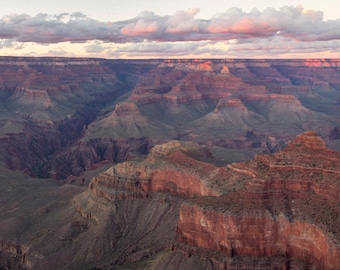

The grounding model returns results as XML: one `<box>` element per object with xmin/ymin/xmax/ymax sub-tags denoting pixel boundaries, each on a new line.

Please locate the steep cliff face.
<box><xmin>175</xmin><ymin>131</ymin><xmax>340</xmax><ymax>269</ymax></box>
<box><xmin>89</xmin><ymin>58</ymin><xmax>340</xmax><ymax>159</ymax></box>
<box><xmin>1</xmin><ymin>132</ymin><xmax>339</xmax><ymax>269</ymax></box>
<box><xmin>89</xmin><ymin>141</ymin><xmax>220</xmax><ymax>200</ymax></box>
<box><xmin>176</xmin><ymin>204</ymin><xmax>339</xmax><ymax>269</ymax></box>
<box><xmin>0</xmin><ymin>57</ymin><xmax>150</xmax><ymax>177</ymax></box>
<box><xmin>77</xmin><ymin>131</ymin><xmax>340</xmax><ymax>269</ymax></box>
<box><xmin>0</xmin><ymin>58</ymin><xmax>339</xmax><ymax>269</ymax></box>
<box><xmin>1</xmin><ymin>58</ymin><xmax>340</xmax><ymax>179</ymax></box>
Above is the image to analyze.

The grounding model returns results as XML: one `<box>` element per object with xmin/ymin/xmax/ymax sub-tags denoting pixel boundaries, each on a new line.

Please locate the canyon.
<box><xmin>0</xmin><ymin>57</ymin><xmax>340</xmax><ymax>178</ymax></box>
<box><xmin>1</xmin><ymin>131</ymin><xmax>338</xmax><ymax>269</ymax></box>
<box><xmin>176</xmin><ymin>131</ymin><xmax>340</xmax><ymax>269</ymax></box>
<box><xmin>0</xmin><ymin>57</ymin><xmax>339</xmax><ymax>269</ymax></box>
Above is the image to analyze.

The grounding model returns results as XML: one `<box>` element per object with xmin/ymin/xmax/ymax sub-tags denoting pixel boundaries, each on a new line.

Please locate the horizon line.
<box><xmin>0</xmin><ymin>56</ymin><xmax>340</xmax><ymax>61</ymax></box>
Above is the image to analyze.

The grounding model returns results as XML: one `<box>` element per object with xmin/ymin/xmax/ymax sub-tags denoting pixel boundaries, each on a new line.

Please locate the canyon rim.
<box><xmin>0</xmin><ymin>57</ymin><xmax>339</xmax><ymax>269</ymax></box>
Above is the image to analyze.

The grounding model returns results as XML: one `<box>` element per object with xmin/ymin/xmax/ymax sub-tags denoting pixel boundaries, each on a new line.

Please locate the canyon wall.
<box><xmin>0</xmin><ymin>131</ymin><xmax>338</xmax><ymax>269</ymax></box>
<box><xmin>0</xmin><ymin>57</ymin><xmax>340</xmax><ymax>269</ymax></box>
<box><xmin>83</xmin><ymin>131</ymin><xmax>340</xmax><ymax>269</ymax></box>
<box><xmin>89</xmin><ymin>141</ymin><xmax>220</xmax><ymax>200</ymax></box>
<box><xmin>1</xmin><ymin>57</ymin><xmax>340</xmax><ymax>179</ymax></box>
<box><xmin>174</xmin><ymin>131</ymin><xmax>340</xmax><ymax>269</ymax></box>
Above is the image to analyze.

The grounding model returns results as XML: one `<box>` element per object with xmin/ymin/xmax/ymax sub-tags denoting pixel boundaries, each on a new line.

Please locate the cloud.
<box><xmin>1</xmin><ymin>6</ymin><xmax>340</xmax><ymax>58</ymax></box>
<box><xmin>0</xmin><ymin>39</ymin><xmax>24</xmax><ymax>49</ymax></box>
<box><xmin>104</xmin><ymin>38</ymin><xmax>340</xmax><ymax>59</ymax></box>
<box><xmin>110</xmin><ymin>41</ymin><xmax>217</xmax><ymax>57</ymax></box>
<box><xmin>47</xmin><ymin>48</ymin><xmax>68</xmax><ymax>56</ymax></box>
<box><xmin>85</xmin><ymin>40</ymin><xmax>106</xmax><ymax>53</ymax></box>
<box><xmin>0</xmin><ymin>12</ymin><xmax>110</xmax><ymax>43</ymax></box>
<box><xmin>1</xmin><ymin>6</ymin><xmax>340</xmax><ymax>44</ymax></box>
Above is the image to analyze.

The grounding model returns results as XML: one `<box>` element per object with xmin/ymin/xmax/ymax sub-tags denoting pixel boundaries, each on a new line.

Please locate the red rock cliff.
<box><xmin>175</xmin><ymin>131</ymin><xmax>340</xmax><ymax>269</ymax></box>
<box><xmin>89</xmin><ymin>141</ymin><xmax>221</xmax><ymax>200</ymax></box>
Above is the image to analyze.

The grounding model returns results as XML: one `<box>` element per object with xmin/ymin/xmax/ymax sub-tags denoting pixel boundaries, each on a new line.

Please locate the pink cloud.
<box><xmin>166</xmin><ymin>8</ymin><xmax>200</xmax><ymax>33</ymax></box>
<box><xmin>2</xmin><ymin>6</ymin><xmax>340</xmax><ymax>44</ymax></box>
<box><xmin>1</xmin><ymin>6</ymin><xmax>340</xmax><ymax>58</ymax></box>
<box><xmin>120</xmin><ymin>19</ymin><xmax>159</xmax><ymax>36</ymax></box>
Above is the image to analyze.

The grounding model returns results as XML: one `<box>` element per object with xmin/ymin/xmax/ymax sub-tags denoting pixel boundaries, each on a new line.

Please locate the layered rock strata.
<box><xmin>176</xmin><ymin>131</ymin><xmax>340</xmax><ymax>269</ymax></box>
<box><xmin>89</xmin><ymin>141</ymin><xmax>221</xmax><ymax>200</ymax></box>
<box><xmin>1</xmin><ymin>57</ymin><xmax>340</xmax><ymax>179</ymax></box>
<box><xmin>89</xmin><ymin>131</ymin><xmax>340</xmax><ymax>269</ymax></box>
<box><xmin>2</xmin><ymin>131</ymin><xmax>337</xmax><ymax>269</ymax></box>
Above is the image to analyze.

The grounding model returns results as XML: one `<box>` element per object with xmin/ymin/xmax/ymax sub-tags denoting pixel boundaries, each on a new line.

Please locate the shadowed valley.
<box><xmin>0</xmin><ymin>57</ymin><xmax>339</xmax><ymax>269</ymax></box>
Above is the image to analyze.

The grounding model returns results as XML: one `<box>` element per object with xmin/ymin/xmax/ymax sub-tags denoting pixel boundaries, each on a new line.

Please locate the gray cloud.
<box><xmin>1</xmin><ymin>6</ymin><xmax>340</xmax><ymax>45</ymax></box>
<box><xmin>2</xmin><ymin>6</ymin><xmax>340</xmax><ymax>58</ymax></box>
<box><xmin>0</xmin><ymin>39</ymin><xmax>24</xmax><ymax>49</ymax></box>
<box><xmin>85</xmin><ymin>40</ymin><xmax>106</xmax><ymax>53</ymax></box>
<box><xmin>104</xmin><ymin>37</ymin><xmax>340</xmax><ymax>58</ymax></box>
<box><xmin>47</xmin><ymin>48</ymin><xmax>68</xmax><ymax>56</ymax></box>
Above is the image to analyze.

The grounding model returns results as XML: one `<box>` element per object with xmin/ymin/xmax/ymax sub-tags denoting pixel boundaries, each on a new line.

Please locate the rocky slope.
<box><xmin>87</xmin><ymin>58</ymin><xmax>340</xmax><ymax>161</ymax></box>
<box><xmin>0</xmin><ymin>131</ymin><xmax>339</xmax><ymax>269</ymax></box>
<box><xmin>71</xmin><ymin>131</ymin><xmax>339</xmax><ymax>269</ymax></box>
<box><xmin>0</xmin><ymin>57</ymin><xmax>154</xmax><ymax>177</ymax></box>
<box><xmin>176</xmin><ymin>131</ymin><xmax>340</xmax><ymax>269</ymax></box>
<box><xmin>89</xmin><ymin>140</ymin><xmax>220</xmax><ymax>200</ymax></box>
<box><xmin>1</xmin><ymin>57</ymin><xmax>340</xmax><ymax>268</ymax></box>
<box><xmin>0</xmin><ymin>58</ymin><xmax>340</xmax><ymax>179</ymax></box>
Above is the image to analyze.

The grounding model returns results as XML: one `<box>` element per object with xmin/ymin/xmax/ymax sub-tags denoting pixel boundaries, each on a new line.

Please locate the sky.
<box><xmin>0</xmin><ymin>0</ymin><xmax>340</xmax><ymax>59</ymax></box>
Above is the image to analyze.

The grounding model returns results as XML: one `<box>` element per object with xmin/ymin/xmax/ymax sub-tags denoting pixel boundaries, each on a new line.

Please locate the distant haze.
<box><xmin>0</xmin><ymin>0</ymin><xmax>339</xmax><ymax>58</ymax></box>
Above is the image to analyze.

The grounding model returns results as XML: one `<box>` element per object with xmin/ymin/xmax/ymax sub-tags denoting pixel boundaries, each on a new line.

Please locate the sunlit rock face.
<box><xmin>85</xmin><ymin>132</ymin><xmax>340</xmax><ymax>269</ymax></box>
<box><xmin>1</xmin><ymin>57</ymin><xmax>340</xmax><ymax>269</ymax></box>
<box><xmin>175</xmin><ymin>131</ymin><xmax>340</xmax><ymax>269</ymax></box>
<box><xmin>89</xmin><ymin>141</ymin><xmax>220</xmax><ymax>200</ymax></box>
<box><xmin>0</xmin><ymin>132</ymin><xmax>339</xmax><ymax>269</ymax></box>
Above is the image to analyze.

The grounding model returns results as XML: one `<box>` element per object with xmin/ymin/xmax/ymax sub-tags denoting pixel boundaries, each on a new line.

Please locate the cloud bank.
<box><xmin>1</xmin><ymin>5</ymin><xmax>340</xmax><ymax>58</ymax></box>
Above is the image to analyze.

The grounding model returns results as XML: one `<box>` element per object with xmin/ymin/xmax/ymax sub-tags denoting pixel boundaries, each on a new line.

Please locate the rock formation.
<box><xmin>89</xmin><ymin>140</ymin><xmax>220</xmax><ymax>200</ymax></box>
<box><xmin>0</xmin><ymin>240</ymin><xmax>31</xmax><ymax>269</ymax></box>
<box><xmin>0</xmin><ymin>57</ymin><xmax>340</xmax><ymax>269</ymax></box>
<box><xmin>83</xmin><ymin>131</ymin><xmax>340</xmax><ymax>269</ymax></box>
<box><xmin>0</xmin><ymin>57</ymin><xmax>340</xmax><ymax>178</ymax></box>
<box><xmin>175</xmin><ymin>131</ymin><xmax>340</xmax><ymax>269</ymax></box>
<box><xmin>0</xmin><ymin>131</ymin><xmax>339</xmax><ymax>269</ymax></box>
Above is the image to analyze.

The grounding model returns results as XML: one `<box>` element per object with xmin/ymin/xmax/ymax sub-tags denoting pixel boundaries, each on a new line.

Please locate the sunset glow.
<box><xmin>0</xmin><ymin>0</ymin><xmax>339</xmax><ymax>58</ymax></box>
